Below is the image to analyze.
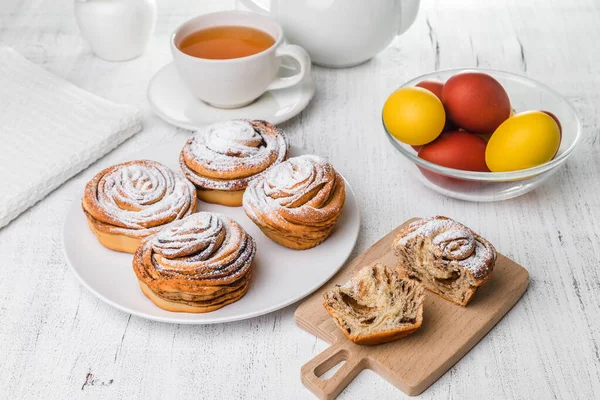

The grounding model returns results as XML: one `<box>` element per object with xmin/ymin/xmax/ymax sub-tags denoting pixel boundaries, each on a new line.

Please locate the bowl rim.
<box><xmin>383</xmin><ymin>68</ymin><xmax>582</xmax><ymax>181</ymax></box>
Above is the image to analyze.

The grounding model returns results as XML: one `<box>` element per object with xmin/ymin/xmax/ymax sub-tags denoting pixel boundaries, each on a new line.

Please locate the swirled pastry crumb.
<box><xmin>323</xmin><ymin>263</ymin><xmax>424</xmax><ymax>345</ymax></box>
<box><xmin>393</xmin><ymin>216</ymin><xmax>496</xmax><ymax>306</ymax></box>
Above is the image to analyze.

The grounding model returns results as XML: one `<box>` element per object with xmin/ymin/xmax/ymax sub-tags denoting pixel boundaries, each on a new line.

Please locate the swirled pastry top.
<box><xmin>180</xmin><ymin>119</ymin><xmax>288</xmax><ymax>191</ymax></box>
<box><xmin>133</xmin><ymin>212</ymin><xmax>255</xmax><ymax>291</ymax></box>
<box><xmin>394</xmin><ymin>216</ymin><xmax>496</xmax><ymax>280</ymax></box>
<box><xmin>242</xmin><ymin>155</ymin><xmax>346</xmax><ymax>226</ymax></box>
<box><xmin>82</xmin><ymin>160</ymin><xmax>196</xmax><ymax>236</ymax></box>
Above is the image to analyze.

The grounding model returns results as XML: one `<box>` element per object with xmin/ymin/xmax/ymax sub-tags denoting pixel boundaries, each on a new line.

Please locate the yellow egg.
<box><xmin>486</xmin><ymin>111</ymin><xmax>561</xmax><ymax>172</ymax></box>
<box><xmin>383</xmin><ymin>87</ymin><xmax>446</xmax><ymax>146</ymax></box>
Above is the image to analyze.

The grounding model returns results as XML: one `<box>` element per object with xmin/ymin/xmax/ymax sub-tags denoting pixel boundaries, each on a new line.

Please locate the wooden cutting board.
<box><xmin>295</xmin><ymin>218</ymin><xmax>529</xmax><ymax>399</ymax></box>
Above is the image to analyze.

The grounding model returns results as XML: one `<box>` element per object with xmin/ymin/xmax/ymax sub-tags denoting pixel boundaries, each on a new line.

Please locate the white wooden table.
<box><xmin>1</xmin><ymin>0</ymin><xmax>599</xmax><ymax>398</ymax></box>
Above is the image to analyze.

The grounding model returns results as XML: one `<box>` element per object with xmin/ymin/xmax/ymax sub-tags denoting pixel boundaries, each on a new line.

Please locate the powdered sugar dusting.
<box><xmin>180</xmin><ymin>119</ymin><xmax>288</xmax><ymax>190</ymax></box>
<box><xmin>194</xmin><ymin>120</ymin><xmax>264</xmax><ymax>162</ymax></box>
<box><xmin>457</xmin><ymin>240</ymin><xmax>493</xmax><ymax>277</ymax></box>
<box><xmin>145</xmin><ymin>212</ymin><xmax>255</xmax><ymax>281</ymax></box>
<box><xmin>398</xmin><ymin>217</ymin><xmax>495</xmax><ymax>278</ymax></box>
<box><xmin>152</xmin><ymin>212</ymin><xmax>225</xmax><ymax>260</ymax></box>
<box><xmin>84</xmin><ymin>160</ymin><xmax>196</xmax><ymax>233</ymax></box>
<box><xmin>267</xmin><ymin>155</ymin><xmax>315</xmax><ymax>190</ymax></box>
<box><xmin>243</xmin><ymin>155</ymin><xmax>345</xmax><ymax>224</ymax></box>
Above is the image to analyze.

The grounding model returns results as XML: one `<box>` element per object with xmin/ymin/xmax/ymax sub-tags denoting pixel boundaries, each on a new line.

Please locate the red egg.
<box><xmin>416</xmin><ymin>80</ymin><xmax>444</xmax><ymax>101</ymax></box>
<box><xmin>541</xmin><ymin>110</ymin><xmax>562</xmax><ymax>139</ymax></box>
<box><xmin>418</xmin><ymin>131</ymin><xmax>489</xmax><ymax>172</ymax></box>
<box><xmin>419</xmin><ymin>168</ymin><xmax>486</xmax><ymax>192</ymax></box>
<box><xmin>541</xmin><ymin>110</ymin><xmax>562</xmax><ymax>157</ymax></box>
<box><xmin>416</xmin><ymin>80</ymin><xmax>456</xmax><ymax>132</ymax></box>
<box><xmin>442</xmin><ymin>71</ymin><xmax>511</xmax><ymax>134</ymax></box>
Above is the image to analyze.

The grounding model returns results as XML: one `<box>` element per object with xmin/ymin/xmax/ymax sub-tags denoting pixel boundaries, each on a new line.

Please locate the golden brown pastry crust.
<box><xmin>196</xmin><ymin>188</ymin><xmax>245</xmax><ymax>207</ymax></box>
<box><xmin>393</xmin><ymin>216</ymin><xmax>496</xmax><ymax>306</ymax></box>
<box><xmin>180</xmin><ymin>119</ymin><xmax>288</xmax><ymax>206</ymax></box>
<box><xmin>82</xmin><ymin>160</ymin><xmax>197</xmax><ymax>253</ymax></box>
<box><xmin>242</xmin><ymin>155</ymin><xmax>346</xmax><ymax>250</ymax></box>
<box><xmin>323</xmin><ymin>263</ymin><xmax>425</xmax><ymax>345</ymax></box>
<box><xmin>138</xmin><ymin>279</ymin><xmax>250</xmax><ymax>313</ymax></box>
<box><xmin>84</xmin><ymin>218</ymin><xmax>145</xmax><ymax>253</ymax></box>
<box><xmin>132</xmin><ymin>212</ymin><xmax>255</xmax><ymax>313</ymax></box>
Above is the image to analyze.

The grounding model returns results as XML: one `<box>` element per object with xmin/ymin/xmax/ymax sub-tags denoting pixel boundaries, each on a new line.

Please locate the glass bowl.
<box><xmin>383</xmin><ymin>68</ymin><xmax>581</xmax><ymax>202</ymax></box>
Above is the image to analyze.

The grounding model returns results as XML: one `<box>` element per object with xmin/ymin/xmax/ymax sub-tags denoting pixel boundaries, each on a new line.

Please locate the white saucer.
<box><xmin>148</xmin><ymin>63</ymin><xmax>316</xmax><ymax>129</ymax></box>
<box><xmin>63</xmin><ymin>138</ymin><xmax>360</xmax><ymax>324</ymax></box>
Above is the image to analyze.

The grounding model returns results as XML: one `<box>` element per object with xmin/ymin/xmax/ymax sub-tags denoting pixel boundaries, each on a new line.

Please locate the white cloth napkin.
<box><xmin>0</xmin><ymin>47</ymin><xmax>142</xmax><ymax>229</ymax></box>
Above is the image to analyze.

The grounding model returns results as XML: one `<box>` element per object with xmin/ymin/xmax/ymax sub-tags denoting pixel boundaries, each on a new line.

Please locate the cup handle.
<box><xmin>397</xmin><ymin>0</ymin><xmax>420</xmax><ymax>35</ymax></box>
<box><xmin>266</xmin><ymin>44</ymin><xmax>311</xmax><ymax>91</ymax></box>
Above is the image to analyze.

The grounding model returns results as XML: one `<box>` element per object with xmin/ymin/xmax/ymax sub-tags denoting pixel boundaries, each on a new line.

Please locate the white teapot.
<box><xmin>238</xmin><ymin>0</ymin><xmax>420</xmax><ymax>68</ymax></box>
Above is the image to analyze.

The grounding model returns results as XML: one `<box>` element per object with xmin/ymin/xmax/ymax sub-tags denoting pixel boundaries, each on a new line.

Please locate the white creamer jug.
<box><xmin>74</xmin><ymin>0</ymin><xmax>157</xmax><ymax>61</ymax></box>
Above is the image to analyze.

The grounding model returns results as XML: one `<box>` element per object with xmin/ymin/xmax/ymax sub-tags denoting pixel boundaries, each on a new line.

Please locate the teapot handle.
<box><xmin>237</xmin><ymin>0</ymin><xmax>271</xmax><ymax>15</ymax></box>
<box><xmin>397</xmin><ymin>0</ymin><xmax>420</xmax><ymax>35</ymax></box>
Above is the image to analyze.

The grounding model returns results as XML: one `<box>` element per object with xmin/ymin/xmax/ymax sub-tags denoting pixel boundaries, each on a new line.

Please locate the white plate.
<box><xmin>63</xmin><ymin>139</ymin><xmax>360</xmax><ymax>324</ymax></box>
<box><xmin>147</xmin><ymin>63</ymin><xmax>316</xmax><ymax>130</ymax></box>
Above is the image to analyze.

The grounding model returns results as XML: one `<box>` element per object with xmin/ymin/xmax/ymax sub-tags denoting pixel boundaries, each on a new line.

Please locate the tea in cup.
<box><xmin>171</xmin><ymin>11</ymin><xmax>311</xmax><ymax>108</ymax></box>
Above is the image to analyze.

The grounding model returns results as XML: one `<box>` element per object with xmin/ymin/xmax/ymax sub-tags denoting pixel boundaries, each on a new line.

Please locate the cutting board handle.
<box><xmin>300</xmin><ymin>340</ymin><xmax>365</xmax><ymax>400</ymax></box>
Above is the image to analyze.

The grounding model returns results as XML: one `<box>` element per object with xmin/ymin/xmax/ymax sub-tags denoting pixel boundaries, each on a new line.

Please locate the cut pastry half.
<box><xmin>323</xmin><ymin>263</ymin><xmax>425</xmax><ymax>345</ymax></box>
<box><xmin>393</xmin><ymin>216</ymin><xmax>496</xmax><ymax>306</ymax></box>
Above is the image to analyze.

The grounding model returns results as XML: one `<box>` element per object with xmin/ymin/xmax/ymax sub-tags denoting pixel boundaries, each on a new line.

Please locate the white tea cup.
<box><xmin>171</xmin><ymin>11</ymin><xmax>311</xmax><ymax>109</ymax></box>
